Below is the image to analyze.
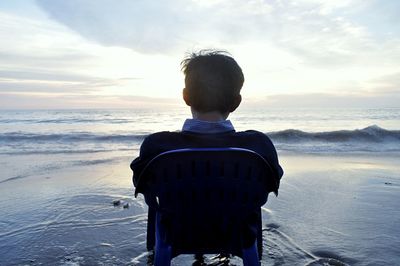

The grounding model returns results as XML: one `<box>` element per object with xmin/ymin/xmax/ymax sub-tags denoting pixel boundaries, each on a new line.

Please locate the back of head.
<box><xmin>181</xmin><ymin>50</ymin><xmax>244</xmax><ymax>114</ymax></box>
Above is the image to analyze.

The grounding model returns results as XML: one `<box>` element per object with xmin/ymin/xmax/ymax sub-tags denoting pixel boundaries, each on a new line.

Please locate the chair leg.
<box><xmin>242</xmin><ymin>239</ymin><xmax>260</xmax><ymax>266</ymax></box>
<box><xmin>147</xmin><ymin>207</ymin><xmax>156</xmax><ymax>251</ymax></box>
<box><xmin>257</xmin><ymin>209</ymin><xmax>263</xmax><ymax>259</ymax></box>
<box><xmin>154</xmin><ymin>212</ymin><xmax>172</xmax><ymax>266</ymax></box>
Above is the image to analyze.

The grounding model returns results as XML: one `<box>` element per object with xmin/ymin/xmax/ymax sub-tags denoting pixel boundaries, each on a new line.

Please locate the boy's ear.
<box><xmin>182</xmin><ymin>88</ymin><xmax>191</xmax><ymax>106</ymax></box>
<box><xmin>230</xmin><ymin>94</ymin><xmax>242</xmax><ymax>112</ymax></box>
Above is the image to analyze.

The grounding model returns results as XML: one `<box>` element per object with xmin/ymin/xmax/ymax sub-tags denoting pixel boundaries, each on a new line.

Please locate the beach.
<box><xmin>264</xmin><ymin>153</ymin><xmax>400</xmax><ymax>265</ymax></box>
<box><xmin>1</xmin><ymin>151</ymin><xmax>399</xmax><ymax>265</ymax></box>
<box><xmin>0</xmin><ymin>108</ymin><xmax>399</xmax><ymax>265</ymax></box>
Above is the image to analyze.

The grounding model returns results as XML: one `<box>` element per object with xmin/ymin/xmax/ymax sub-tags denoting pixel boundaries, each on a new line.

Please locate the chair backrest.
<box><xmin>137</xmin><ymin>148</ymin><xmax>275</xmax><ymax>257</ymax></box>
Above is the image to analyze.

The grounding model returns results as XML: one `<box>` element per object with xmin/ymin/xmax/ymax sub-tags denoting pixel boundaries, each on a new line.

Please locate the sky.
<box><xmin>0</xmin><ymin>0</ymin><xmax>399</xmax><ymax>109</ymax></box>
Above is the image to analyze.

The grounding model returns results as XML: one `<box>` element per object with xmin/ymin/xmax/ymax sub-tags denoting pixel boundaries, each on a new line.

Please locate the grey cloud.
<box><xmin>244</xmin><ymin>92</ymin><xmax>400</xmax><ymax>109</ymax></box>
<box><xmin>0</xmin><ymin>73</ymin><xmax>122</xmax><ymax>93</ymax></box>
<box><xmin>0</xmin><ymin>51</ymin><xmax>98</xmax><ymax>77</ymax></box>
<box><xmin>117</xmin><ymin>95</ymin><xmax>179</xmax><ymax>104</ymax></box>
<box><xmin>0</xmin><ymin>93</ymin><xmax>101</xmax><ymax>109</ymax></box>
<box><xmin>0</xmin><ymin>81</ymin><xmax>96</xmax><ymax>93</ymax></box>
<box><xmin>35</xmin><ymin>0</ymin><xmax>278</xmax><ymax>54</ymax></box>
<box><xmin>36</xmin><ymin>0</ymin><xmax>190</xmax><ymax>54</ymax></box>
<box><xmin>370</xmin><ymin>72</ymin><xmax>400</xmax><ymax>86</ymax></box>
<box><xmin>35</xmin><ymin>0</ymin><xmax>400</xmax><ymax>69</ymax></box>
<box><xmin>0</xmin><ymin>51</ymin><xmax>94</xmax><ymax>64</ymax></box>
<box><xmin>0</xmin><ymin>92</ymin><xmax>181</xmax><ymax>109</ymax></box>
<box><xmin>0</xmin><ymin>69</ymin><xmax>110</xmax><ymax>83</ymax></box>
<box><xmin>368</xmin><ymin>72</ymin><xmax>400</xmax><ymax>95</ymax></box>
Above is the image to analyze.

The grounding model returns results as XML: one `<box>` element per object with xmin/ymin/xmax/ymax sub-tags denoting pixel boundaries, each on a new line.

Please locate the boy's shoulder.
<box><xmin>238</xmin><ymin>129</ymin><xmax>266</xmax><ymax>136</ymax></box>
<box><xmin>238</xmin><ymin>129</ymin><xmax>273</xmax><ymax>139</ymax></box>
<box><xmin>141</xmin><ymin>129</ymin><xmax>274</xmax><ymax>150</ymax></box>
<box><xmin>140</xmin><ymin>131</ymin><xmax>182</xmax><ymax>149</ymax></box>
<box><xmin>144</xmin><ymin>130</ymin><xmax>181</xmax><ymax>139</ymax></box>
<box><xmin>145</xmin><ymin>130</ymin><xmax>178</xmax><ymax>137</ymax></box>
<box><xmin>236</xmin><ymin>129</ymin><xmax>276</xmax><ymax>148</ymax></box>
<box><xmin>145</xmin><ymin>129</ymin><xmax>271</xmax><ymax>140</ymax></box>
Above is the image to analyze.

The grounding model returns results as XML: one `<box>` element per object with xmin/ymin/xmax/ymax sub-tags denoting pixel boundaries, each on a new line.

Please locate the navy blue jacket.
<box><xmin>131</xmin><ymin>130</ymin><xmax>283</xmax><ymax>195</ymax></box>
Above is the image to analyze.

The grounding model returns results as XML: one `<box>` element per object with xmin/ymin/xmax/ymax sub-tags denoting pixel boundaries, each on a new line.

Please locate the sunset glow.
<box><xmin>1</xmin><ymin>0</ymin><xmax>399</xmax><ymax>108</ymax></box>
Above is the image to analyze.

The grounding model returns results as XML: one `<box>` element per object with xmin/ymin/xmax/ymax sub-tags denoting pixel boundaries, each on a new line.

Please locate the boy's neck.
<box><xmin>191</xmin><ymin>108</ymin><xmax>229</xmax><ymax>122</ymax></box>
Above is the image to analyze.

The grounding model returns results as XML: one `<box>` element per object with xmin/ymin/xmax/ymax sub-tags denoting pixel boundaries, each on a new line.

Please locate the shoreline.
<box><xmin>0</xmin><ymin>152</ymin><xmax>399</xmax><ymax>265</ymax></box>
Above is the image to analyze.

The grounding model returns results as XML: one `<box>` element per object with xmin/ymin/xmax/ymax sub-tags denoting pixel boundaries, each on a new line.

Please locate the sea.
<box><xmin>0</xmin><ymin>107</ymin><xmax>399</xmax><ymax>265</ymax></box>
<box><xmin>0</xmin><ymin>107</ymin><xmax>399</xmax><ymax>160</ymax></box>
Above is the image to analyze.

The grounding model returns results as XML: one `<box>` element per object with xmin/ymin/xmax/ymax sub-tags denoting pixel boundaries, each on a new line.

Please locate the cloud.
<box><xmin>0</xmin><ymin>11</ymin><xmax>100</xmax><ymax>84</ymax></box>
<box><xmin>34</xmin><ymin>0</ymin><xmax>400</xmax><ymax>71</ymax></box>
<box><xmin>0</xmin><ymin>69</ymin><xmax>107</xmax><ymax>83</ymax></box>
<box><xmin>0</xmin><ymin>78</ymin><xmax>117</xmax><ymax>93</ymax></box>
<box><xmin>0</xmin><ymin>92</ymin><xmax>181</xmax><ymax>109</ymax></box>
<box><xmin>0</xmin><ymin>67</ymin><xmax>143</xmax><ymax>95</ymax></box>
<box><xmin>367</xmin><ymin>72</ymin><xmax>400</xmax><ymax>94</ymax></box>
<box><xmin>2</xmin><ymin>1</ymin><xmax>399</xmax><ymax>108</ymax></box>
<box><xmin>0</xmin><ymin>51</ymin><xmax>95</xmax><ymax>70</ymax></box>
<box><xmin>35</xmin><ymin>0</ymin><xmax>191</xmax><ymax>54</ymax></box>
<box><xmin>0</xmin><ymin>11</ymin><xmax>145</xmax><ymax>97</ymax></box>
<box><xmin>243</xmin><ymin>92</ymin><xmax>400</xmax><ymax>109</ymax></box>
<box><xmin>33</xmin><ymin>0</ymin><xmax>286</xmax><ymax>54</ymax></box>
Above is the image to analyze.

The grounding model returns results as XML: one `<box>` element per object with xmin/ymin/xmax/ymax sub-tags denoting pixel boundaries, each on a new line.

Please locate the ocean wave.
<box><xmin>0</xmin><ymin>148</ymin><xmax>135</xmax><ymax>156</ymax></box>
<box><xmin>267</xmin><ymin>125</ymin><xmax>400</xmax><ymax>153</ymax></box>
<box><xmin>0</xmin><ymin>126</ymin><xmax>399</xmax><ymax>153</ymax></box>
<box><xmin>0</xmin><ymin>118</ymin><xmax>133</xmax><ymax>124</ymax></box>
<box><xmin>268</xmin><ymin>125</ymin><xmax>400</xmax><ymax>143</ymax></box>
<box><xmin>1</xmin><ymin>125</ymin><xmax>399</xmax><ymax>143</ymax></box>
<box><xmin>0</xmin><ymin>132</ymin><xmax>147</xmax><ymax>142</ymax></box>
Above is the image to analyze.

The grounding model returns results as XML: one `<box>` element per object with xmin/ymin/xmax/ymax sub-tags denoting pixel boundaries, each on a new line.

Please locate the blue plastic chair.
<box><xmin>136</xmin><ymin>148</ymin><xmax>276</xmax><ymax>266</ymax></box>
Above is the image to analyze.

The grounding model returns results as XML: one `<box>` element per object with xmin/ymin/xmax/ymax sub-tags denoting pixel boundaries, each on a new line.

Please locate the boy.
<box><xmin>131</xmin><ymin>49</ymin><xmax>283</xmax><ymax>252</ymax></box>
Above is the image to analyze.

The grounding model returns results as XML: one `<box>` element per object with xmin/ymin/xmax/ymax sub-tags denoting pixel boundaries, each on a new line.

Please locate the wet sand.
<box><xmin>0</xmin><ymin>152</ymin><xmax>399</xmax><ymax>265</ymax></box>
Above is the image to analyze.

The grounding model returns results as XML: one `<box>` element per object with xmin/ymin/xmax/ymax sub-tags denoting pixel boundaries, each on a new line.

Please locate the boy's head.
<box><xmin>181</xmin><ymin>50</ymin><xmax>244</xmax><ymax>115</ymax></box>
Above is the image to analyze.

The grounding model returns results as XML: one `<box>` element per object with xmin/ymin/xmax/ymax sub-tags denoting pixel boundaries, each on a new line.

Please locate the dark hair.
<box><xmin>181</xmin><ymin>49</ymin><xmax>244</xmax><ymax>113</ymax></box>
